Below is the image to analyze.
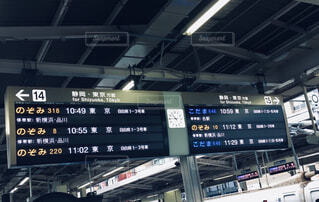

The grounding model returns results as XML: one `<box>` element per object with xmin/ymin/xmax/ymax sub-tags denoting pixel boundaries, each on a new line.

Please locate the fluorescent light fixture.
<box><xmin>196</xmin><ymin>155</ymin><xmax>205</xmax><ymax>159</ymax></box>
<box><xmin>214</xmin><ymin>174</ymin><xmax>233</xmax><ymax>180</ymax></box>
<box><xmin>18</xmin><ymin>177</ymin><xmax>29</xmax><ymax>186</ymax></box>
<box><xmin>122</xmin><ymin>80</ymin><xmax>135</xmax><ymax>91</ymax></box>
<box><xmin>147</xmin><ymin>194</ymin><xmax>158</xmax><ymax>198</ymax></box>
<box><xmin>184</xmin><ymin>0</ymin><xmax>231</xmax><ymax>35</ymax></box>
<box><xmin>103</xmin><ymin>167</ymin><xmax>124</xmax><ymax>177</ymax></box>
<box><xmin>78</xmin><ymin>181</ymin><xmax>93</xmax><ymax>189</ymax></box>
<box><xmin>10</xmin><ymin>187</ymin><xmax>18</xmax><ymax>194</ymax></box>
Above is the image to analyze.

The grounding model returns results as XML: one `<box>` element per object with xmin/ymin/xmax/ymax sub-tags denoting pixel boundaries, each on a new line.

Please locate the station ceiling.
<box><xmin>0</xmin><ymin>0</ymin><xmax>319</xmax><ymax>201</ymax></box>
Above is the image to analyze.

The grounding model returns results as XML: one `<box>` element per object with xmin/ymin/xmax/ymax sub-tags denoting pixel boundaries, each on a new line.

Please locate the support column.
<box><xmin>180</xmin><ymin>156</ymin><xmax>203</xmax><ymax>202</ymax></box>
<box><xmin>303</xmin><ymin>86</ymin><xmax>317</xmax><ymax>135</ymax></box>
<box><xmin>254</xmin><ymin>152</ymin><xmax>262</xmax><ymax>189</ymax></box>
<box><xmin>290</xmin><ymin>136</ymin><xmax>300</xmax><ymax>169</ymax></box>
<box><xmin>233</xmin><ymin>154</ymin><xmax>242</xmax><ymax>192</ymax></box>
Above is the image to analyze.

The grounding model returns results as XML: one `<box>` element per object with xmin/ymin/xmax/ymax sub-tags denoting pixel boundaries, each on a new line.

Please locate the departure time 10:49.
<box><xmin>66</xmin><ymin>107</ymin><xmax>86</xmax><ymax>114</ymax></box>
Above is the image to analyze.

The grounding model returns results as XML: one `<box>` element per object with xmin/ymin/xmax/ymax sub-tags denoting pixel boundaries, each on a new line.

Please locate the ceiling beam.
<box><xmin>125</xmin><ymin>183</ymin><xmax>153</xmax><ymax>190</ymax></box>
<box><xmin>0</xmin><ymin>144</ymin><xmax>5</xmax><ymax>152</ymax></box>
<box><xmin>199</xmin><ymin>1</ymin><xmax>300</xmax><ymax>72</ymax></box>
<box><xmin>0</xmin><ymin>129</ymin><xmax>5</xmax><ymax>146</ymax></box>
<box><xmin>202</xmin><ymin>46</ymin><xmax>268</xmax><ymax>62</ymax></box>
<box><xmin>241</xmin><ymin>23</ymin><xmax>319</xmax><ymax>76</ymax></box>
<box><xmin>0</xmin><ymin>108</ymin><xmax>5</xmax><ymax>145</ymax></box>
<box><xmin>0</xmin><ymin>59</ymin><xmax>277</xmax><ymax>86</ymax></box>
<box><xmin>62</xmin><ymin>0</ymin><xmax>130</xmax><ymax>88</ymax></box>
<box><xmin>0</xmin><ymin>25</ymin><xmax>145</xmax><ymax>40</ymax></box>
<box><xmin>77</xmin><ymin>0</ymin><xmax>128</xmax><ymax>65</ymax></box>
<box><xmin>36</xmin><ymin>0</ymin><xmax>72</xmax><ymax>62</ymax></box>
<box><xmin>111</xmin><ymin>0</ymin><xmax>200</xmax><ymax>67</ymax></box>
<box><xmin>197</xmin><ymin>158</ymin><xmax>232</xmax><ymax>169</ymax></box>
<box><xmin>295</xmin><ymin>0</ymin><xmax>319</xmax><ymax>6</ymax></box>
<box><xmin>147</xmin><ymin>176</ymin><xmax>172</xmax><ymax>182</ymax></box>
<box><xmin>272</xmin><ymin>20</ymin><xmax>306</xmax><ymax>34</ymax></box>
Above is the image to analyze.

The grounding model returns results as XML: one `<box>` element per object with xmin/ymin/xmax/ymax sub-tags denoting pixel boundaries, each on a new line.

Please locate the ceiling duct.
<box><xmin>97</xmin><ymin>0</ymin><xmax>201</xmax><ymax>87</ymax></box>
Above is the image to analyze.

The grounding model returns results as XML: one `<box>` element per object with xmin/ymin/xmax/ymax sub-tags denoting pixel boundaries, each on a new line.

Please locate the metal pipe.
<box><xmin>233</xmin><ymin>154</ymin><xmax>238</xmax><ymax>171</ymax></box>
<box><xmin>261</xmin><ymin>153</ymin><xmax>270</xmax><ymax>187</ymax></box>
<box><xmin>265</xmin><ymin>152</ymin><xmax>270</xmax><ymax>163</ymax></box>
<box><xmin>29</xmin><ymin>168</ymin><xmax>33</xmax><ymax>201</ymax></box>
<box><xmin>88</xmin><ymin>164</ymin><xmax>93</xmax><ymax>193</ymax></box>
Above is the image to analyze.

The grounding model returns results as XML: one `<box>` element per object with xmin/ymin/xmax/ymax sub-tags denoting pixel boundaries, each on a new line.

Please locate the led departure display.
<box><xmin>6</xmin><ymin>88</ymin><xmax>170</xmax><ymax>167</ymax></box>
<box><xmin>237</xmin><ymin>171</ymin><xmax>259</xmax><ymax>182</ymax></box>
<box><xmin>182</xmin><ymin>93</ymin><xmax>289</xmax><ymax>155</ymax></box>
<box><xmin>269</xmin><ymin>162</ymin><xmax>296</xmax><ymax>175</ymax></box>
<box><xmin>6</xmin><ymin>87</ymin><xmax>289</xmax><ymax>168</ymax></box>
<box><xmin>14</xmin><ymin>103</ymin><xmax>168</xmax><ymax>166</ymax></box>
<box><xmin>185</xmin><ymin>105</ymin><xmax>288</xmax><ymax>154</ymax></box>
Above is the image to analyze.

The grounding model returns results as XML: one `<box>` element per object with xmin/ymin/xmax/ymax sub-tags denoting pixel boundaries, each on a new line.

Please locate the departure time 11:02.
<box><xmin>68</xmin><ymin>147</ymin><xmax>89</xmax><ymax>154</ymax></box>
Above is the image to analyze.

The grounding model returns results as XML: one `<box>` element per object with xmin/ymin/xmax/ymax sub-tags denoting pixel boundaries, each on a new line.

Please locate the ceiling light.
<box><xmin>10</xmin><ymin>187</ymin><xmax>18</xmax><ymax>194</ymax></box>
<box><xmin>18</xmin><ymin>177</ymin><xmax>29</xmax><ymax>186</ymax></box>
<box><xmin>195</xmin><ymin>155</ymin><xmax>205</xmax><ymax>159</ymax></box>
<box><xmin>103</xmin><ymin>167</ymin><xmax>124</xmax><ymax>177</ymax></box>
<box><xmin>214</xmin><ymin>174</ymin><xmax>233</xmax><ymax>180</ymax></box>
<box><xmin>147</xmin><ymin>194</ymin><xmax>158</xmax><ymax>198</ymax></box>
<box><xmin>78</xmin><ymin>181</ymin><xmax>93</xmax><ymax>189</ymax></box>
<box><xmin>184</xmin><ymin>0</ymin><xmax>231</xmax><ymax>35</ymax></box>
<box><xmin>122</xmin><ymin>80</ymin><xmax>135</xmax><ymax>91</ymax></box>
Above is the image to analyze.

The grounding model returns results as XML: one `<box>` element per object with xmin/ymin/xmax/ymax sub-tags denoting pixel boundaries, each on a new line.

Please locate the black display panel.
<box><xmin>237</xmin><ymin>171</ymin><xmax>259</xmax><ymax>182</ymax></box>
<box><xmin>185</xmin><ymin>105</ymin><xmax>288</xmax><ymax>154</ymax></box>
<box><xmin>269</xmin><ymin>162</ymin><xmax>296</xmax><ymax>175</ymax></box>
<box><xmin>6</xmin><ymin>87</ymin><xmax>290</xmax><ymax>168</ymax></box>
<box><xmin>14</xmin><ymin>103</ymin><xmax>169</xmax><ymax>166</ymax></box>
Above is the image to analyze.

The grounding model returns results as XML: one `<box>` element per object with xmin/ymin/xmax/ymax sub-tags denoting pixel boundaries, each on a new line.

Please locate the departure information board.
<box><xmin>5</xmin><ymin>87</ymin><xmax>289</xmax><ymax>168</ymax></box>
<box><xmin>269</xmin><ymin>162</ymin><xmax>296</xmax><ymax>175</ymax></box>
<box><xmin>5</xmin><ymin>88</ymin><xmax>170</xmax><ymax>167</ymax></box>
<box><xmin>237</xmin><ymin>171</ymin><xmax>259</xmax><ymax>182</ymax></box>
<box><xmin>182</xmin><ymin>93</ymin><xmax>289</xmax><ymax>155</ymax></box>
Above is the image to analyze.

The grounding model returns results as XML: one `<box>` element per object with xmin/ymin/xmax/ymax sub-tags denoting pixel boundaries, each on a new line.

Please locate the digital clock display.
<box><xmin>185</xmin><ymin>105</ymin><xmax>288</xmax><ymax>154</ymax></box>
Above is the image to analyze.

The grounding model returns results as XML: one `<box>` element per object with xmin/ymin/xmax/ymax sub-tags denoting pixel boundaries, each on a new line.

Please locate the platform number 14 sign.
<box><xmin>264</xmin><ymin>96</ymin><xmax>273</xmax><ymax>105</ymax></box>
<box><xmin>32</xmin><ymin>90</ymin><xmax>46</xmax><ymax>102</ymax></box>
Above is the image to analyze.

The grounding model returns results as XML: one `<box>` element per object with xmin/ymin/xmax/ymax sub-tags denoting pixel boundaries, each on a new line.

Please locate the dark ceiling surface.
<box><xmin>0</xmin><ymin>0</ymin><xmax>319</xmax><ymax>201</ymax></box>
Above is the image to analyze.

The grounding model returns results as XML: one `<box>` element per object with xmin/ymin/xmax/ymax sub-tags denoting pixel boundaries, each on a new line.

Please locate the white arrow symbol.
<box><xmin>273</xmin><ymin>97</ymin><xmax>280</xmax><ymax>105</ymax></box>
<box><xmin>16</xmin><ymin>89</ymin><xmax>29</xmax><ymax>101</ymax></box>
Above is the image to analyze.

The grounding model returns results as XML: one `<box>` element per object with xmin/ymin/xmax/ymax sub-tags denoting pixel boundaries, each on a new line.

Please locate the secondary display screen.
<box><xmin>269</xmin><ymin>162</ymin><xmax>296</xmax><ymax>175</ymax></box>
<box><xmin>185</xmin><ymin>105</ymin><xmax>288</xmax><ymax>154</ymax></box>
<box><xmin>237</xmin><ymin>171</ymin><xmax>259</xmax><ymax>182</ymax></box>
<box><xmin>13</xmin><ymin>103</ymin><xmax>169</xmax><ymax>167</ymax></box>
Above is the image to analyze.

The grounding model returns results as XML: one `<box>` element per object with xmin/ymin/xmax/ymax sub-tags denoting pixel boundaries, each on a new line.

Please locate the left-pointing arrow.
<box><xmin>16</xmin><ymin>89</ymin><xmax>29</xmax><ymax>101</ymax></box>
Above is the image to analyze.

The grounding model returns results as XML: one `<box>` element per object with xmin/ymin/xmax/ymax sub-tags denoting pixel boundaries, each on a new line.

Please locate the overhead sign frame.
<box><xmin>5</xmin><ymin>86</ymin><xmax>290</xmax><ymax>168</ymax></box>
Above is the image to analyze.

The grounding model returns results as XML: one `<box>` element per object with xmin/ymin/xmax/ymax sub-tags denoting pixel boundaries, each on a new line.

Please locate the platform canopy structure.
<box><xmin>0</xmin><ymin>0</ymin><xmax>319</xmax><ymax>201</ymax></box>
